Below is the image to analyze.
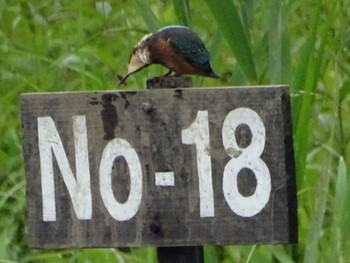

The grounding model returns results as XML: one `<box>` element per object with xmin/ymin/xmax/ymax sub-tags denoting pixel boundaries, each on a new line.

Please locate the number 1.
<box><xmin>182</xmin><ymin>111</ymin><xmax>214</xmax><ymax>218</ymax></box>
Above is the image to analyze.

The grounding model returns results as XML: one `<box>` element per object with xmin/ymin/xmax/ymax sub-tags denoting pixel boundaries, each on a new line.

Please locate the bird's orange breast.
<box><xmin>149</xmin><ymin>38</ymin><xmax>202</xmax><ymax>75</ymax></box>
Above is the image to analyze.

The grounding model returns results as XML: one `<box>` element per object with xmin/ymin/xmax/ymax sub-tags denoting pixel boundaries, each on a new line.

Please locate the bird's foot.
<box><xmin>162</xmin><ymin>70</ymin><xmax>173</xmax><ymax>77</ymax></box>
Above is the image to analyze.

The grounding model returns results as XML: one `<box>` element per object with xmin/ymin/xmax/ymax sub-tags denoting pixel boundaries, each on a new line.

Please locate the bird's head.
<box><xmin>117</xmin><ymin>33</ymin><xmax>153</xmax><ymax>87</ymax></box>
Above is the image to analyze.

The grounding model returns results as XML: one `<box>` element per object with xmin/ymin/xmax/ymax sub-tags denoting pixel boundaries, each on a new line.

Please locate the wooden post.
<box><xmin>157</xmin><ymin>246</ymin><xmax>203</xmax><ymax>263</ymax></box>
<box><xmin>146</xmin><ymin>76</ymin><xmax>203</xmax><ymax>263</ymax></box>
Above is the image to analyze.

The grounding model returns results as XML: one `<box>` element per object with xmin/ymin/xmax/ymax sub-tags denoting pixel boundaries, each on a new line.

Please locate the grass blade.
<box><xmin>268</xmin><ymin>0</ymin><xmax>283</xmax><ymax>84</ymax></box>
<box><xmin>204</xmin><ymin>246</ymin><xmax>219</xmax><ymax>263</ymax></box>
<box><xmin>293</xmin><ymin>0</ymin><xmax>335</xmax><ymax>189</ymax></box>
<box><xmin>172</xmin><ymin>0</ymin><xmax>191</xmax><ymax>27</ymax></box>
<box><xmin>339</xmin><ymin>79</ymin><xmax>350</xmax><ymax>104</ymax></box>
<box><xmin>303</xmin><ymin>152</ymin><xmax>332</xmax><ymax>263</ymax></box>
<box><xmin>203</xmin><ymin>0</ymin><xmax>257</xmax><ymax>82</ymax></box>
<box><xmin>268</xmin><ymin>246</ymin><xmax>295</xmax><ymax>263</ymax></box>
<box><xmin>133</xmin><ymin>0</ymin><xmax>160</xmax><ymax>31</ymax></box>
<box><xmin>291</xmin><ymin>1</ymin><xmax>322</xmax><ymax>126</ymax></box>
<box><xmin>329</xmin><ymin>157</ymin><xmax>348</xmax><ymax>263</ymax></box>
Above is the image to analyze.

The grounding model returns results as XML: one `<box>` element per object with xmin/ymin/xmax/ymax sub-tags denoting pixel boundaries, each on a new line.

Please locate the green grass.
<box><xmin>1</xmin><ymin>0</ymin><xmax>350</xmax><ymax>262</ymax></box>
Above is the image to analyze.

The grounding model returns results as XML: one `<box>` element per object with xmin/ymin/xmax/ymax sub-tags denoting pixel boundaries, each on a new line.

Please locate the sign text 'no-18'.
<box><xmin>21</xmin><ymin>86</ymin><xmax>297</xmax><ymax>248</ymax></box>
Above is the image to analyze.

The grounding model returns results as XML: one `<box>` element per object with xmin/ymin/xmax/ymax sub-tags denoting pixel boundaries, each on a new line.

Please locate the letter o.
<box><xmin>100</xmin><ymin>138</ymin><xmax>142</xmax><ymax>221</ymax></box>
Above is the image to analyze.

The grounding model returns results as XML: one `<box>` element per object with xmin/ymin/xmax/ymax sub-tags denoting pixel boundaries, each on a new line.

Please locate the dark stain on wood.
<box><xmin>101</xmin><ymin>93</ymin><xmax>118</xmax><ymax>140</ymax></box>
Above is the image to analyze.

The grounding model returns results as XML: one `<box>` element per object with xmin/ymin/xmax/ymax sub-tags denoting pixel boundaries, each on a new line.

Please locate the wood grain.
<box><xmin>21</xmin><ymin>86</ymin><xmax>297</xmax><ymax>248</ymax></box>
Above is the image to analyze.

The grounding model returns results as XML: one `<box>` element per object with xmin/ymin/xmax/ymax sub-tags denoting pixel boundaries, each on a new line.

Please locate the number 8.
<box><xmin>222</xmin><ymin>108</ymin><xmax>271</xmax><ymax>217</ymax></box>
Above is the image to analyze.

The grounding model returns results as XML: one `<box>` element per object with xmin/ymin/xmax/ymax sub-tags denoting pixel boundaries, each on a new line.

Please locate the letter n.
<box><xmin>37</xmin><ymin>115</ymin><xmax>92</xmax><ymax>221</ymax></box>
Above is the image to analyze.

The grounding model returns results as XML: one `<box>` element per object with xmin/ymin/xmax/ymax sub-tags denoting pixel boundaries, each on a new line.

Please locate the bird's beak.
<box><xmin>127</xmin><ymin>53</ymin><xmax>148</xmax><ymax>73</ymax></box>
<box><xmin>117</xmin><ymin>54</ymin><xmax>150</xmax><ymax>87</ymax></box>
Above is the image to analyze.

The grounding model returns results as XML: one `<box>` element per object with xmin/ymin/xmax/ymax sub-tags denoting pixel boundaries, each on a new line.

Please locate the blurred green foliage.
<box><xmin>1</xmin><ymin>0</ymin><xmax>350</xmax><ymax>262</ymax></box>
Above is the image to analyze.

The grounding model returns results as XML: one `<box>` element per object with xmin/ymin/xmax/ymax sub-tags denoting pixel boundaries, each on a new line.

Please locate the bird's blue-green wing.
<box><xmin>167</xmin><ymin>29</ymin><xmax>211</xmax><ymax>71</ymax></box>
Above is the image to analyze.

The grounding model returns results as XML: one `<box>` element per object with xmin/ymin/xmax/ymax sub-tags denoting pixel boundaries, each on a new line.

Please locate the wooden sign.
<box><xmin>21</xmin><ymin>86</ymin><xmax>297</xmax><ymax>249</ymax></box>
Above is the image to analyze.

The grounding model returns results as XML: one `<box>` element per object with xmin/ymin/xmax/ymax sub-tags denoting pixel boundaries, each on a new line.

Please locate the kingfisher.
<box><xmin>117</xmin><ymin>25</ymin><xmax>220</xmax><ymax>86</ymax></box>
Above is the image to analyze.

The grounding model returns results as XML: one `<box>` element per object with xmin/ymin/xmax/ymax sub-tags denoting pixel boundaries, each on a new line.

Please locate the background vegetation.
<box><xmin>1</xmin><ymin>0</ymin><xmax>349</xmax><ymax>262</ymax></box>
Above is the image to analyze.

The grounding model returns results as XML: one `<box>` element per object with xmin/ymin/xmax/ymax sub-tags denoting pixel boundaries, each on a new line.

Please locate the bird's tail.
<box><xmin>209</xmin><ymin>70</ymin><xmax>220</xmax><ymax>79</ymax></box>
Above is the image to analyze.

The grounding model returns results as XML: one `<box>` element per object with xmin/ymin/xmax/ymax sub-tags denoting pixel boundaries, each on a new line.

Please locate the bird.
<box><xmin>117</xmin><ymin>25</ymin><xmax>219</xmax><ymax>87</ymax></box>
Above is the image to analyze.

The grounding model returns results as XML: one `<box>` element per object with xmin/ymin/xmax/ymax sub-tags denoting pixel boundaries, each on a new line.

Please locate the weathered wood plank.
<box><xmin>21</xmin><ymin>86</ymin><xmax>297</xmax><ymax>248</ymax></box>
